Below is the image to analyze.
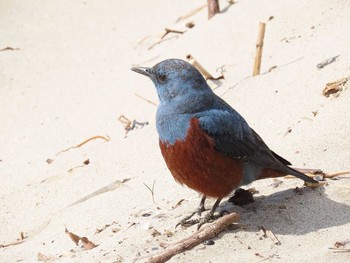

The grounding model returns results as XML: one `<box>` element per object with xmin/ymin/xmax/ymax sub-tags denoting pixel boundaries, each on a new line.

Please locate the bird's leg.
<box><xmin>196</xmin><ymin>198</ymin><xmax>222</xmax><ymax>230</ymax></box>
<box><xmin>177</xmin><ymin>197</ymin><xmax>223</xmax><ymax>229</ymax></box>
<box><xmin>176</xmin><ymin>195</ymin><xmax>207</xmax><ymax>228</ymax></box>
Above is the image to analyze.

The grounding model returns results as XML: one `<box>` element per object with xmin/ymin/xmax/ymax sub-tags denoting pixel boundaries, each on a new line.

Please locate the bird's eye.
<box><xmin>157</xmin><ymin>74</ymin><xmax>167</xmax><ymax>83</ymax></box>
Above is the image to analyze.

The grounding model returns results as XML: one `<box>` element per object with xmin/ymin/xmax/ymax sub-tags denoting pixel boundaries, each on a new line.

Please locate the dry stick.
<box><xmin>207</xmin><ymin>0</ymin><xmax>220</xmax><ymax>19</ymax></box>
<box><xmin>186</xmin><ymin>54</ymin><xmax>224</xmax><ymax>80</ymax></box>
<box><xmin>134</xmin><ymin>93</ymin><xmax>158</xmax><ymax>106</ymax></box>
<box><xmin>161</xmin><ymin>28</ymin><xmax>185</xmax><ymax>39</ymax></box>
<box><xmin>0</xmin><ymin>239</ymin><xmax>25</xmax><ymax>248</ymax></box>
<box><xmin>148</xmin><ymin>35</ymin><xmax>178</xmax><ymax>50</ymax></box>
<box><xmin>0</xmin><ymin>46</ymin><xmax>19</xmax><ymax>52</ymax></box>
<box><xmin>56</xmin><ymin>136</ymin><xmax>110</xmax><ymax>155</ymax></box>
<box><xmin>176</xmin><ymin>4</ymin><xmax>207</xmax><ymax>22</ymax></box>
<box><xmin>253</xmin><ymin>22</ymin><xmax>266</xmax><ymax>76</ymax></box>
<box><xmin>259</xmin><ymin>226</ymin><xmax>281</xmax><ymax>245</ymax></box>
<box><xmin>325</xmin><ymin>170</ymin><xmax>350</xmax><ymax>178</ymax></box>
<box><xmin>146</xmin><ymin>213</ymin><xmax>240</xmax><ymax>263</ymax></box>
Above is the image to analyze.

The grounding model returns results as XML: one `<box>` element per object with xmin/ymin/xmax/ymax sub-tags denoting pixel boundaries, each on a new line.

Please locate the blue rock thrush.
<box><xmin>132</xmin><ymin>59</ymin><xmax>316</xmax><ymax>228</ymax></box>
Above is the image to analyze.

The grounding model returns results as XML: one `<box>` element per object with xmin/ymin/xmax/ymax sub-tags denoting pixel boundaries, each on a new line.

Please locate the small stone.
<box><xmin>204</xmin><ymin>239</ymin><xmax>215</xmax><ymax>245</ymax></box>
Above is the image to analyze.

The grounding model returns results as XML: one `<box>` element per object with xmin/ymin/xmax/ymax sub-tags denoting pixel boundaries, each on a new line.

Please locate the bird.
<box><xmin>131</xmin><ymin>58</ymin><xmax>317</xmax><ymax>228</ymax></box>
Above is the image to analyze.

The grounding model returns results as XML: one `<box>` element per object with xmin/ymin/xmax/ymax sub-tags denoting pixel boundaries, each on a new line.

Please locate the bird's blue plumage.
<box><xmin>131</xmin><ymin>58</ymin><xmax>317</xmax><ymax>193</ymax></box>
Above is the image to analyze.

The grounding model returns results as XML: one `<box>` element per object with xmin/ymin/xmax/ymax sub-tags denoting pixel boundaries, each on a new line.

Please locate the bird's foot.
<box><xmin>175</xmin><ymin>204</ymin><xmax>206</xmax><ymax>228</ymax></box>
<box><xmin>178</xmin><ymin>211</ymin><xmax>221</xmax><ymax>230</ymax></box>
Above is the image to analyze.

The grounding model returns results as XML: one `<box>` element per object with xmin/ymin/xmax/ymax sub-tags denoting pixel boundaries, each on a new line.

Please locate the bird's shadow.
<box><xmin>218</xmin><ymin>186</ymin><xmax>350</xmax><ymax>235</ymax></box>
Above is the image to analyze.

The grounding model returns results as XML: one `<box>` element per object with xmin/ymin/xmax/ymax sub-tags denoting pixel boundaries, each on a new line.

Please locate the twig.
<box><xmin>176</xmin><ymin>4</ymin><xmax>207</xmax><ymax>22</ymax></box>
<box><xmin>143</xmin><ymin>180</ymin><xmax>157</xmax><ymax>205</ymax></box>
<box><xmin>148</xmin><ymin>35</ymin><xmax>178</xmax><ymax>50</ymax></box>
<box><xmin>284</xmin><ymin>170</ymin><xmax>350</xmax><ymax>179</ymax></box>
<box><xmin>145</xmin><ymin>213</ymin><xmax>240</xmax><ymax>263</ymax></box>
<box><xmin>134</xmin><ymin>93</ymin><xmax>158</xmax><ymax>106</ymax></box>
<box><xmin>259</xmin><ymin>226</ymin><xmax>281</xmax><ymax>245</ymax></box>
<box><xmin>253</xmin><ymin>22</ymin><xmax>266</xmax><ymax>76</ymax></box>
<box><xmin>329</xmin><ymin>248</ymin><xmax>350</xmax><ymax>253</ymax></box>
<box><xmin>0</xmin><ymin>46</ymin><xmax>20</xmax><ymax>52</ymax></box>
<box><xmin>186</xmin><ymin>54</ymin><xmax>224</xmax><ymax>80</ymax></box>
<box><xmin>67</xmin><ymin>163</ymin><xmax>87</xmax><ymax>173</ymax></box>
<box><xmin>138</xmin><ymin>35</ymin><xmax>150</xmax><ymax>45</ymax></box>
<box><xmin>0</xmin><ymin>239</ymin><xmax>25</xmax><ymax>248</ymax></box>
<box><xmin>220</xmin><ymin>76</ymin><xmax>252</xmax><ymax>97</ymax></box>
<box><xmin>161</xmin><ymin>28</ymin><xmax>185</xmax><ymax>39</ymax></box>
<box><xmin>56</xmin><ymin>136</ymin><xmax>110</xmax><ymax>155</ymax></box>
<box><xmin>325</xmin><ymin>170</ymin><xmax>350</xmax><ymax>178</ymax></box>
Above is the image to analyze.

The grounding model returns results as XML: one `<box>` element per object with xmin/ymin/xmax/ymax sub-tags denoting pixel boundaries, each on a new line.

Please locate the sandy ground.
<box><xmin>1</xmin><ymin>0</ymin><xmax>350</xmax><ymax>262</ymax></box>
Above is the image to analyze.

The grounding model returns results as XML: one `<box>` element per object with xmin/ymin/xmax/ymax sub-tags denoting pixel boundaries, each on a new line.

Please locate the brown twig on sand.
<box><xmin>67</xmin><ymin>159</ymin><xmax>90</xmax><ymax>173</ymax></box>
<box><xmin>0</xmin><ymin>240</ymin><xmax>25</xmax><ymax>248</ymax></box>
<box><xmin>186</xmin><ymin>54</ymin><xmax>224</xmax><ymax>80</ymax></box>
<box><xmin>0</xmin><ymin>232</ymin><xmax>27</xmax><ymax>248</ymax></box>
<box><xmin>134</xmin><ymin>93</ymin><xmax>158</xmax><ymax>106</ymax></box>
<box><xmin>0</xmin><ymin>46</ymin><xmax>20</xmax><ymax>52</ymax></box>
<box><xmin>56</xmin><ymin>136</ymin><xmax>110</xmax><ymax>155</ymax></box>
<box><xmin>253</xmin><ymin>22</ymin><xmax>266</xmax><ymax>76</ymax></box>
<box><xmin>176</xmin><ymin>4</ymin><xmax>207</xmax><ymax>22</ymax></box>
<box><xmin>145</xmin><ymin>213</ymin><xmax>239</xmax><ymax>263</ymax></box>
<box><xmin>118</xmin><ymin>115</ymin><xmax>149</xmax><ymax>137</ymax></box>
<box><xmin>161</xmin><ymin>28</ymin><xmax>185</xmax><ymax>39</ymax></box>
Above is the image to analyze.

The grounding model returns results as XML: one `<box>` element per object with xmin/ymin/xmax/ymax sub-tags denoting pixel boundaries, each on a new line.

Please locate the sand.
<box><xmin>1</xmin><ymin>0</ymin><xmax>350</xmax><ymax>262</ymax></box>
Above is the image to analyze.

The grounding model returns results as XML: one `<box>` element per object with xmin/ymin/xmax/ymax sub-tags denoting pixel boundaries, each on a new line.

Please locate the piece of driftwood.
<box><xmin>253</xmin><ymin>22</ymin><xmax>266</xmax><ymax>76</ymax></box>
<box><xmin>146</xmin><ymin>213</ymin><xmax>239</xmax><ymax>263</ymax></box>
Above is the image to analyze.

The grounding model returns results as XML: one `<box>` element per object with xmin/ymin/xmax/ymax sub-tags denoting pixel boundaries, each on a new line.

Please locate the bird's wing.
<box><xmin>196</xmin><ymin>109</ymin><xmax>281</xmax><ymax>169</ymax></box>
<box><xmin>196</xmin><ymin>107</ymin><xmax>316</xmax><ymax>183</ymax></box>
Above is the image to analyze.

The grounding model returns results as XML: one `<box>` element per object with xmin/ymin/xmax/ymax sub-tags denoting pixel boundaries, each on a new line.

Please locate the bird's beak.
<box><xmin>131</xmin><ymin>66</ymin><xmax>153</xmax><ymax>79</ymax></box>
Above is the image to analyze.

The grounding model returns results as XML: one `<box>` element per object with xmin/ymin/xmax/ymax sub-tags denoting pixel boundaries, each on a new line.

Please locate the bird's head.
<box><xmin>132</xmin><ymin>59</ymin><xmax>214</xmax><ymax>114</ymax></box>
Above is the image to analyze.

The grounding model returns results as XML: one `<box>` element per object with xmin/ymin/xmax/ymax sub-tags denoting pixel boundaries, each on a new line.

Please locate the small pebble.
<box><xmin>204</xmin><ymin>240</ymin><xmax>215</xmax><ymax>246</ymax></box>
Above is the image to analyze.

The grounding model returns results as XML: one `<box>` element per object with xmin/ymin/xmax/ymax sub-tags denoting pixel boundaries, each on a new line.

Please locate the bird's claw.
<box><xmin>176</xmin><ymin>211</ymin><xmax>219</xmax><ymax>230</ymax></box>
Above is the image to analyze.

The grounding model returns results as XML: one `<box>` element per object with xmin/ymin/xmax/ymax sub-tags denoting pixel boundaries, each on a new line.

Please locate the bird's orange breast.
<box><xmin>159</xmin><ymin>118</ymin><xmax>243</xmax><ymax>198</ymax></box>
